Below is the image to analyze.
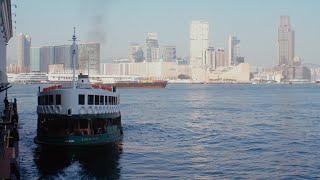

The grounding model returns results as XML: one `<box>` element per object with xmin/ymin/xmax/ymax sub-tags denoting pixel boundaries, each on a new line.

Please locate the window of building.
<box><xmin>56</xmin><ymin>94</ymin><xmax>61</xmax><ymax>105</ymax></box>
<box><xmin>100</xmin><ymin>95</ymin><xmax>104</xmax><ymax>105</ymax></box>
<box><xmin>88</xmin><ymin>95</ymin><xmax>94</xmax><ymax>105</ymax></box>
<box><xmin>79</xmin><ymin>94</ymin><xmax>85</xmax><ymax>105</ymax></box>
<box><xmin>49</xmin><ymin>95</ymin><xmax>54</xmax><ymax>105</ymax></box>
<box><xmin>95</xmin><ymin>95</ymin><xmax>99</xmax><ymax>105</ymax></box>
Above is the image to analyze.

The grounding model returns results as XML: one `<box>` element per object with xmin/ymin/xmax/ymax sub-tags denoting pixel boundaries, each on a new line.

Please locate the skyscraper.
<box><xmin>203</xmin><ymin>46</ymin><xmax>215</xmax><ymax>69</ymax></box>
<box><xmin>160</xmin><ymin>45</ymin><xmax>176</xmax><ymax>62</ymax></box>
<box><xmin>30</xmin><ymin>47</ymin><xmax>40</xmax><ymax>71</ymax></box>
<box><xmin>78</xmin><ymin>43</ymin><xmax>100</xmax><ymax>74</ymax></box>
<box><xmin>215</xmin><ymin>48</ymin><xmax>226</xmax><ymax>67</ymax></box>
<box><xmin>129</xmin><ymin>43</ymin><xmax>144</xmax><ymax>62</ymax></box>
<box><xmin>190</xmin><ymin>20</ymin><xmax>209</xmax><ymax>68</ymax></box>
<box><xmin>227</xmin><ymin>35</ymin><xmax>240</xmax><ymax>66</ymax></box>
<box><xmin>278</xmin><ymin>15</ymin><xmax>294</xmax><ymax>66</ymax></box>
<box><xmin>54</xmin><ymin>45</ymin><xmax>73</xmax><ymax>68</ymax></box>
<box><xmin>17</xmin><ymin>33</ymin><xmax>31</xmax><ymax>72</ymax></box>
<box><xmin>39</xmin><ymin>46</ymin><xmax>55</xmax><ymax>73</ymax></box>
<box><xmin>145</xmin><ymin>32</ymin><xmax>159</xmax><ymax>62</ymax></box>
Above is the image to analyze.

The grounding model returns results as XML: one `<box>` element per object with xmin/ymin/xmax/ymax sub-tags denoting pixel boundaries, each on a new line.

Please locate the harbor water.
<box><xmin>10</xmin><ymin>84</ymin><xmax>320</xmax><ymax>179</ymax></box>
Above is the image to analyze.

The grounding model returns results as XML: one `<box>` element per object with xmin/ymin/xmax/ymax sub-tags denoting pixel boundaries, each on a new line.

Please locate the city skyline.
<box><xmin>7</xmin><ymin>0</ymin><xmax>320</xmax><ymax>67</ymax></box>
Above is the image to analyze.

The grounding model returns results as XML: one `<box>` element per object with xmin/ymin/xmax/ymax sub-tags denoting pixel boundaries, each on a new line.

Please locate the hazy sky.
<box><xmin>7</xmin><ymin>0</ymin><xmax>320</xmax><ymax>67</ymax></box>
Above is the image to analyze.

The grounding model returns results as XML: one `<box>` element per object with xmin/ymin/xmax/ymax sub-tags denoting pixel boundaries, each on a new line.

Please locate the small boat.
<box><xmin>34</xmin><ymin>28</ymin><xmax>123</xmax><ymax>146</ymax></box>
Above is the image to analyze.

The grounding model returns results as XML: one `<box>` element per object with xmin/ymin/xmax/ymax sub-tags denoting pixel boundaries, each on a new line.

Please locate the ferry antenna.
<box><xmin>72</xmin><ymin>27</ymin><xmax>77</xmax><ymax>89</ymax></box>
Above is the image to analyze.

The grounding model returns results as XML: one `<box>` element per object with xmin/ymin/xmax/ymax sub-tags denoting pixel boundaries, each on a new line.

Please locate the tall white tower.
<box><xmin>189</xmin><ymin>20</ymin><xmax>209</xmax><ymax>81</ymax></box>
<box><xmin>190</xmin><ymin>20</ymin><xmax>209</xmax><ymax>67</ymax></box>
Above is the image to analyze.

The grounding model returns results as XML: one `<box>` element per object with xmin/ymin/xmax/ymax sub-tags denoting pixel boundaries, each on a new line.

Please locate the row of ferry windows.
<box><xmin>38</xmin><ymin>94</ymin><xmax>118</xmax><ymax>105</ymax></box>
<box><xmin>79</xmin><ymin>95</ymin><xmax>118</xmax><ymax>105</ymax></box>
<box><xmin>38</xmin><ymin>95</ymin><xmax>61</xmax><ymax>105</ymax></box>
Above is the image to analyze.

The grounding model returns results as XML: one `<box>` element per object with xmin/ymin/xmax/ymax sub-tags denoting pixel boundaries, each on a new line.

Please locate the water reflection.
<box><xmin>33</xmin><ymin>143</ymin><xmax>123</xmax><ymax>179</ymax></box>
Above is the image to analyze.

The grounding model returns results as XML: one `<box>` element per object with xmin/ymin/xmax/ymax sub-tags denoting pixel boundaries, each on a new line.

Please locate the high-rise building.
<box><xmin>129</xmin><ymin>43</ymin><xmax>144</xmax><ymax>62</ymax></box>
<box><xmin>39</xmin><ymin>46</ymin><xmax>55</xmax><ymax>73</ymax></box>
<box><xmin>203</xmin><ymin>46</ymin><xmax>215</xmax><ymax>69</ymax></box>
<box><xmin>160</xmin><ymin>45</ymin><xmax>176</xmax><ymax>62</ymax></box>
<box><xmin>30</xmin><ymin>47</ymin><xmax>40</xmax><ymax>71</ymax></box>
<box><xmin>145</xmin><ymin>32</ymin><xmax>159</xmax><ymax>62</ymax></box>
<box><xmin>54</xmin><ymin>45</ymin><xmax>73</xmax><ymax>69</ymax></box>
<box><xmin>215</xmin><ymin>48</ymin><xmax>226</xmax><ymax>67</ymax></box>
<box><xmin>190</xmin><ymin>20</ymin><xmax>209</xmax><ymax>68</ymax></box>
<box><xmin>31</xmin><ymin>43</ymin><xmax>100</xmax><ymax>74</ymax></box>
<box><xmin>17</xmin><ymin>33</ymin><xmax>31</xmax><ymax>72</ymax></box>
<box><xmin>78</xmin><ymin>43</ymin><xmax>100</xmax><ymax>74</ymax></box>
<box><xmin>227</xmin><ymin>35</ymin><xmax>240</xmax><ymax>66</ymax></box>
<box><xmin>278</xmin><ymin>15</ymin><xmax>295</xmax><ymax>66</ymax></box>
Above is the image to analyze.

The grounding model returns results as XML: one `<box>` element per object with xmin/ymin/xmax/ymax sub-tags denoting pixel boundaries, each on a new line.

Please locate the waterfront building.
<box><xmin>17</xmin><ymin>33</ymin><xmax>31</xmax><ymax>72</ymax></box>
<box><xmin>78</xmin><ymin>43</ymin><xmax>100</xmax><ymax>74</ymax></box>
<box><xmin>30</xmin><ymin>47</ymin><xmax>40</xmax><ymax>71</ymax></box>
<box><xmin>190</xmin><ymin>20</ymin><xmax>209</xmax><ymax>81</ymax></box>
<box><xmin>227</xmin><ymin>35</ymin><xmax>241</xmax><ymax>66</ymax></box>
<box><xmin>190</xmin><ymin>20</ymin><xmax>209</xmax><ymax>68</ymax></box>
<box><xmin>203</xmin><ymin>46</ymin><xmax>215</xmax><ymax>69</ymax></box>
<box><xmin>215</xmin><ymin>48</ymin><xmax>226</xmax><ymax>67</ymax></box>
<box><xmin>54</xmin><ymin>45</ymin><xmax>74</xmax><ymax>69</ymax></box>
<box><xmin>208</xmin><ymin>63</ymin><xmax>250</xmax><ymax>82</ymax></box>
<box><xmin>6</xmin><ymin>64</ymin><xmax>20</xmax><ymax>74</ymax></box>
<box><xmin>284</xmin><ymin>66</ymin><xmax>311</xmax><ymax>81</ymax></box>
<box><xmin>101</xmin><ymin>61</ymin><xmax>185</xmax><ymax>80</ymax></box>
<box><xmin>39</xmin><ymin>46</ymin><xmax>55</xmax><ymax>73</ymax></box>
<box><xmin>278</xmin><ymin>16</ymin><xmax>294</xmax><ymax>66</ymax></box>
<box><xmin>160</xmin><ymin>45</ymin><xmax>176</xmax><ymax>62</ymax></box>
<box><xmin>145</xmin><ymin>32</ymin><xmax>159</xmax><ymax>62</ymax></box>
<box><xmin>293</xmin><ymin>56</ymin><xmax>302</xmax><ymax>66</ymax></box>
<box><xmin>129</xmin><ymin>43</ymin><xmax>144</xmax><ymax>62</ymax></box>
<box><xmin>30</xmin><ymin>42</ymin><xmax>99</xmax><ymax>74</ymax></box>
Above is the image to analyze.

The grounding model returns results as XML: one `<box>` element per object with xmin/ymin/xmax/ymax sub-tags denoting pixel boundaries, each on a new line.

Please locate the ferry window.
<box><xmin>45</xmin><ymin>95</ymin><xmax>49</xmax><ymax>105</ymax></box>
<box><xmin>88</xmin><ymin>95</ymin><xmax>94</xmax><ymax>105</ymax></box>
<box><xmin>56</xmin><ymin>94</ymin><xmax>61</xmax><ymax>105</ymax></box>
<box><xmin>38</xmin><ymin>96</ymin><xmax>41</xmax><ymax>105</ymax></box>
<box><xmin>49</xmin><ymin>95</ymin><xmax>54</xmax><ymax>105</ymax></box>
<box><xmin>95</xmin><ymin>95</ymin><xmax>99</xmax><ymax>105</ymax></box>
<box><xmin>115</xmin><ymin>97</ymin><xmax>118</xmax><ymax>105</ymax></box>
<box><xmin>79</xmin><ymin>94</ymin><xmax>85</xmax><ymax>105</ymax></box>
<box><xmin>105</xmin><ymin>96</ymin><xmax>108</xmax><ymax>105</ymax></box>
<box><xmin>109</xmin><ymin>96</ymin><xmax>113</xmax><ymax>105</ymax></box>
<box><xmin>100</xmin><ymin>96</ymin><xmax>104</xmax><ymax>105</ymax></box>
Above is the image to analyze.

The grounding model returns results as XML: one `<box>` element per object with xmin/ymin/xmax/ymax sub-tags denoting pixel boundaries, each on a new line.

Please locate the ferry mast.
<box><xmin>72</xmin><ymin>27</ymin><xmax>77</xmax><ymax>89</ymax></box>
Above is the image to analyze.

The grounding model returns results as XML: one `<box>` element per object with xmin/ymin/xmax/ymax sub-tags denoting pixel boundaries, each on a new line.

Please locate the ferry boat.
<box><xmin>34</xmin><ymin>29</ymin><xmax>123</xmax><ymax>146</ymax></box>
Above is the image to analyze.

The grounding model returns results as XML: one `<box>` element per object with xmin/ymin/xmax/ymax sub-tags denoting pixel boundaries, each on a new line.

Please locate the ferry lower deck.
<box><xmin>35</xmin><ymin>113</ymin><xmax>123</xmax><ymax>146</ymax></box>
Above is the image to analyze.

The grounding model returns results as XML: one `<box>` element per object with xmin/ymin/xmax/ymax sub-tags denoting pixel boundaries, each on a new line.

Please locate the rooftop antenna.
<box><xmin>72</xmin><ymin>27</ymin><xmax>77</xmax><ymax>89</ymax></box>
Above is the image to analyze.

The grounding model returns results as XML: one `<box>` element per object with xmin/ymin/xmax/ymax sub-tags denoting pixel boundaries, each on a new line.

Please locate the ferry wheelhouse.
<box><xmin>34</xmin><ymin>29</ymin><xmax>122</xmax><ymax>146</ymax></box>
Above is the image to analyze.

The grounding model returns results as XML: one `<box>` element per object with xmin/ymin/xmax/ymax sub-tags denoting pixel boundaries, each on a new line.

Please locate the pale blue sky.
<box><xmin>7</xmin><ymin>0</ymin><xmax>320</xmax><ymax>67</ymax></box>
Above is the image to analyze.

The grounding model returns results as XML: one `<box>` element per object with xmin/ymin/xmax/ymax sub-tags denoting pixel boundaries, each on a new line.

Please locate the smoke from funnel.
<box><xmin>87</xmin><ymin>15</ymin><xmax>106</xmax><ymax>44</ymax></box>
